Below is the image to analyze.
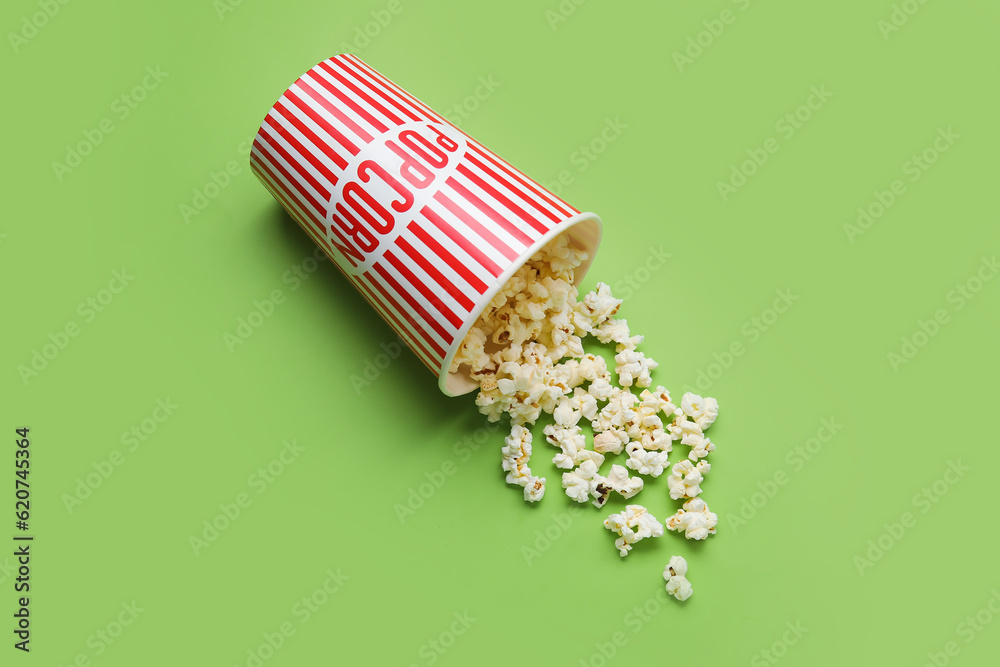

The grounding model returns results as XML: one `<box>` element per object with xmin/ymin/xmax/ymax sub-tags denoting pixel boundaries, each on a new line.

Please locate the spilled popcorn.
<box><xmin>666</xmin><ymin>498</ymin><xmax>718</xmax><ymax>541</ymax></box>
<box><xmin>451</xmin><ymin>233</ymin><xmax>723</xmax><ymax>601</ymax></box>
<box><xmin>663</xmin><ymin>556</ymin><xmax>693</xmax><ymax>601</ymax></box>
<box><xmin>604</xmin><ymin>504</ymin><xmax>664</xmax><ymax>557</ymax></box>
<box><xmin>501</xmin><ymin>425</ymin><xmax>545</xmax><ymax>502</ymax></box>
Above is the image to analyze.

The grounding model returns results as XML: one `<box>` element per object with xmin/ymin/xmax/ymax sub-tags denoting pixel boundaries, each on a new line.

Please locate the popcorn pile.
<box><xmin>450</xmin><ymin>233</ymin><xmax>722</xmax><ymax>601</ymax></box>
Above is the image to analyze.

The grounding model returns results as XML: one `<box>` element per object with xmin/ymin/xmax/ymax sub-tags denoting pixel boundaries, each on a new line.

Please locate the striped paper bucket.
<box><xmin>250</xmin><ymin>54</ymin><xmax>602</xmax><ymax>396</ymax></box>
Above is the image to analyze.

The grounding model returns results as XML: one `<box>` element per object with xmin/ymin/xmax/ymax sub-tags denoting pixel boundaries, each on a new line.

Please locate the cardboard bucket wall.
<box><xmin>250</xmin><ymin>54</ymin><xmax>602</xmax><ymax>396</ymax></box>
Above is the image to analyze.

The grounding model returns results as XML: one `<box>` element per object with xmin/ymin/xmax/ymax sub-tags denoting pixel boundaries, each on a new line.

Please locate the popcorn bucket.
<box><xmin>250</xmin><ymin>54</ymin><xmax>602</xmax><ymax>396</ymax></box>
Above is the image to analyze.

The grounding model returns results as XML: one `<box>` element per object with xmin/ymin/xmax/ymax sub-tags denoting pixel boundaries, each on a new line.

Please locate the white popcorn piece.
<box><xmin>614</xmin><ymin>386</ymin><xmax>640</xmax><ymax>410</ymax></box>
<box><xmin>578</xmin><ymin>282</ymin><xmax>622</xmax><ymax>326</ymax></box>
<box><xmin>641</xmin><ymin>411</ymin><xmax>664</xmax><ymax>430</ymax></box>
<box><xmin>640</xmin><ymin>428</ymin><xmax>672</xmax><ymax>452</ymax></box>
<box><xmin>474</xmin><ymin>388</ymin><xmax>504</xmax><ymax>423</ymax></box>
<box><xmin>625</xmin><ymin>407</ymin><xmax>663</xmax><ymax>442</ymax></box>
<box><xmin>625</xmin><ymin>386</ymin><xmax>674</xmax><ymax>452</ymax></box>
<box><xmin>543</xmin><ymin>424</ymin><xmax>604</xmax><ymax>470</ymax></box>
<box><xmin>478</xmin><ymin>373</ymin><xmax>498</xmax><ymax>392</ymax></box>
<box><xmin>665</xmin><ymin>498</ymin><xmax>718</xmax><ymax>540</ymax></box>
<box><xmin>509</xmin><ymin>402</ymin><xmax>543</xmax><ymax>427</ymax></box>
<box><xmin>450</xmin><ymin>326</ymin><xmax>490</xmax><ymax>374</ymax></box>
<box><xmin>547</xmin><ymin>359</ymin><xmax>578</xmax><ymax>394</ymax></box>
<box><xmin>513</xmin><ymin>361</ymin><xmax>538</xmax><ymax>392</ymax></box>
<box><xmin>500</xmin><ymin>424</ymin><xmax>532</xmax><ymax>482</ymax></box>
<box><xmin>666</xmin><ymin>576</ymin><xmax>693</xmax><ymax>601</ymax></box>
<box><xmin>639</xmin><ymin>386</ymin><xmax>678</xmax><ymax>418</ymax></box>
<box><xmin>665</xmin><ymin>554</ymin><xmax>688</xmax><ymax>578</ymax></box>
<box><xmin>594</xmin><ymin>318</ymin><xmax>634</xmax><ymax>348</ymax></box>
<box><xmin>631</xmin><ymin>509</ymin><xmax>663</xmax><ymax>540</ymax></box>
<box><xmin>614</xmin><ymin>348</ymin><xmax>658</xmax><ymax>388</ymax></box>
<box><xmin>680</xmin><ymin>392</ymin><xmax>705</xmax><ymax>419</ymax></box>
<box><xmin>561</xmin><ymin>459</ymin><xmax>611</xmax><ymax>507</ymax></box>
<box><xmin>593</xmin><ymin>430</ymin><xmax>625</xmax><ymax>455</ymax></box>
<box><xmin>570</xmin><ymin>309</ymin><xmax>595</xmax><ymax>337</ymax></box>
<box><xmin>663</xmin><ymin>556</ymin><xmax>693</xmax><ymax>601</ymax></box>
<box><xmin>542</xmin><ymin>233</ymin><xmax>588</xmax><ymax>277</ymax></box>
<box><xmin>523</xmin><ymin>477</ymin><xmax>545</xmax><ymax>502</ymax></box>
<box><xmin>562</xmin><ymin>468</ymin><xmax>595</xmax><ymax>504</ymax></box>
<box><xmin>602</xmin><ymin>512</ymin><xmax>634</xmax><ymax>553</ymax></box>
<box><xmin>605</xmin><ymin>427</ymin><xmax>631</xmax><ymax>449</ymax></box>
<box><xmin>553</xmin><ymin>396</ymin><xmax>582</xmax><ymax>428</ymax></box>
<box><xmin>668</xmin><ymin>414</ymin><xmax>704</xmax><ymax>442</ymax></box>
<box><xmin>603</xmin><ymin>505</ymin><xmax>664</xmax><ymax>557</ymax></box>
<box><xmin>592</xmin><ymin>387</ymin><xmax>637</xmax><ymax>433</ymax></box>
<box><xmin>624</xmin><ymin>442</ymin><xmax>670</xmax><ymax>477</ymax></box>
<box><xmin>538</xmin><ymin>376</ymin><xmax>568</xmax><ymax>416</ymax></box>
<box><xmin>605</xmin><ymin>464</ymin><xmax>644</xmax><ymax>499</ymax></box>
<box><xmin>698</xmin><ymin>396</ymin><xmax>720</xmax><ymax>430</ymax></box>
<box><xmin>682</xmin><ymin>433</ymin><xmax>715</xmax><ymax>462</ymax></box>
<box><xmin>681</xmin><ymin>392</ymin><xmax>720</xmax><ymax>431</ymax></box>
<box><xmin>497</xmin><ymin>378</ymin><xmax>516</xmax><ymax>396</ymax></box>
<box><xmin>604</xmin><ymin>511</ymin><xmax>629</xmax><ymax>533</ymax></box>
<box><xmin>666</xmin><ymin>459</ymin><xmax>711</xmax><ymax>500</ymax></box>
<box><xmin>572</xmin><ymin>387</ymin><xmax>600</xmax><ymax>422</ymax></box>
<box><xmin>615</xmin><ymin>335</ymin><xmax>646</xmax><ymax>353</ymax></box>
<box><xmin>578</xmin><ymin>354</ymin><xmax>611</xmax><ymax>383</ymax></box>
<box><xmin>544</xmin><ymin>423</ymin><xmax>581</xmax><ymax>470</ymax></box>
<box><xmin>616</xmin><ymin>336</ymin><xmax>645</xmax><ymax>353</ymax></box>
<box><xmin>588</xmin><ymin>377</ymin><xmax>616</xmax><ymax>402</ymax></box>
<box><xmin>500</xmin><ymin>424</ymin><xmax>545</xmax><ymax>503</ymax></box>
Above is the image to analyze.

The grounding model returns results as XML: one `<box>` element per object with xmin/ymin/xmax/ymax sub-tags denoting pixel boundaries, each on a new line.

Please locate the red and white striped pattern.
<box><xmin>250</xmin><ymin>55</ymin><xmax>595</xmax><ymax>394</ymax></box>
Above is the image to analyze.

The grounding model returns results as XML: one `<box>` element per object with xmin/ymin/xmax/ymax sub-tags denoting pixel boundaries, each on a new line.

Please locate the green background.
<box><xmin>3</xmin><ymin>0</ymin><xmax>999</xmax><ymax>665</ymax></box>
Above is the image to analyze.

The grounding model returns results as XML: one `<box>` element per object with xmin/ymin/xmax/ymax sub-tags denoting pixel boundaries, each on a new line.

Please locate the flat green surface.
<box><xmin>3</xmin><ymin>1</ymin><xmax>999</xmax><ymax>665</ymax></box>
